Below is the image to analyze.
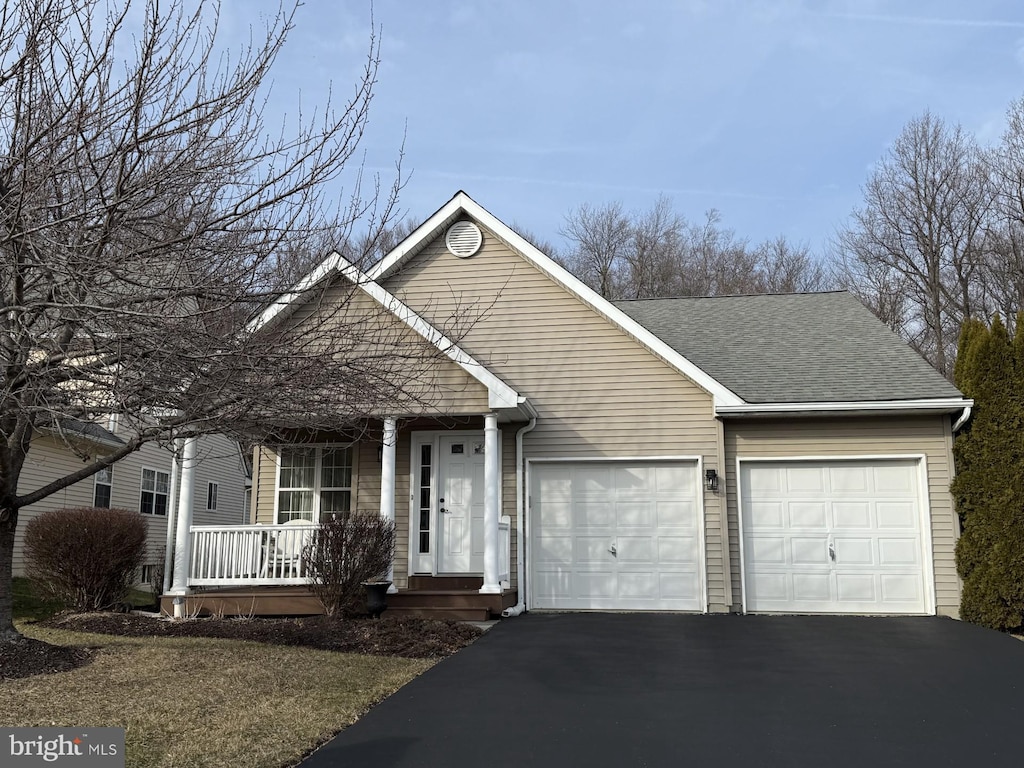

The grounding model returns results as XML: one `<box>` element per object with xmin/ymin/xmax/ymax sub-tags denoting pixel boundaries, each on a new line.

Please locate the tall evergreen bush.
<box><xmin>952</xmin><ymin>313</ymin><xmax>1024</xmax><ymax>629</ymax></box>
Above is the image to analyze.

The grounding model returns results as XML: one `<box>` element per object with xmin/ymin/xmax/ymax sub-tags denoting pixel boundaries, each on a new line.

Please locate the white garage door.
<box><xmin>740</xmin><ymin>460</ymin><xmax>930</xmax><ymax>614</ymax></box>
<box><xmin>530</xmin><ymin>461</ymin><xmax>704</xmax><ymax>611</ymax></box>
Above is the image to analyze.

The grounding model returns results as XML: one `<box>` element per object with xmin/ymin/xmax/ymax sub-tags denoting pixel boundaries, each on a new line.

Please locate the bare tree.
<box><xmin>754</xmin><ymin>236</ymin><xmax>829</xmax><ymax>294</ymax></box>
<box><xmin>836</xmin><ymin>112</ymin><xmax>993</xmax><ymax>376</ymax></box>
<box><xmin>0</xmin><ymin>0</ymin><xmax>454</xmax><ymax>644</ymax></box>
<box><xmin>559</xmin><ymin>201</ymin><xmax>631</xmax><ymax>298</ymax></box>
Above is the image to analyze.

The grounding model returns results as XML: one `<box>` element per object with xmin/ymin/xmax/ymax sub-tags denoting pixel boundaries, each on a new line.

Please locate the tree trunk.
<box><xmin>0</xmin><ymin>507</ymin><xmax>21</xmax><ymax>642</ymax></box>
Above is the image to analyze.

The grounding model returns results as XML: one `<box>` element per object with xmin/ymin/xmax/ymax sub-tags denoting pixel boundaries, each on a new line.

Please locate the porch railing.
<box><xmin>189</xmin><ymin>524</ymin><xmax>318</xmax><ymax>587</ymax></box>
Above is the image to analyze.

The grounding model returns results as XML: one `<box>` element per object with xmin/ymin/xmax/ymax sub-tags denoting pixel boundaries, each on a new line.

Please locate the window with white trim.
<box><xmin>207</xmin><ymin>482</ymin><xmax>219</xmax><ymax>511</ymax></box>
<box><xmin>94</xmin><ymin>466</ymin><xmax>112</xmax><ymax>508</ymax></box>
<box><xmin>277</xmin><ymin>446</ymin><xmax>353</xmax><ymax>523</ymax></box>
<box><xmin>140</xmin><ymin>468</ymin><xmax>170</xmax><ymax>516</ymax></box>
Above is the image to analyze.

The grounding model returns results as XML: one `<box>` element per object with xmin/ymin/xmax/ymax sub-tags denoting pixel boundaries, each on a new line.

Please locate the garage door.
<box><xmin>740</xmin><ymin>460</ymin><xmax>930</xmax><ymax>614</ymax></box>
<box><xmin>530</xmin><ymin>461</ymin><xmax>704</xmax><ymax>611</ymax></box>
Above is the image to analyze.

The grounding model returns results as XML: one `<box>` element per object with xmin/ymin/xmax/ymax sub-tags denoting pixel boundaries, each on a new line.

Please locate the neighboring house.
<box><xmin>14</xmin><ymin>421</ymin><xmax>249</xmax><ymax>585</ymax></box>
<box><xmin>162</xmin><ymin>191</ymin><xmax>972</xmax><ymax>620</ymax></box>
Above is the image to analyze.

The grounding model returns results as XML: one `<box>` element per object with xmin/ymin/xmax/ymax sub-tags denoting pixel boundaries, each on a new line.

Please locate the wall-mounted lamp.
<box><xmin>705</xmin><ymin>469</ymin><xmax>719</xmax><ymax>492</ymax></box>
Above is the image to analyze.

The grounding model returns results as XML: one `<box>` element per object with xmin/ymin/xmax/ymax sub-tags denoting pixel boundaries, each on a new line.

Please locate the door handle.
<box><xmin>440</xmin><ymin>507</ymin><xmax>448</xmax><ymax>514</ymax></box>
<box><xmin>828</xmin><ymin>541</ymin><xmax>836</xmax><ymax>562</ymax></box>
<box><xmin>609</xmin><ymin>543</ymin><xmax>617</xmax><ymax>556</ymax></box>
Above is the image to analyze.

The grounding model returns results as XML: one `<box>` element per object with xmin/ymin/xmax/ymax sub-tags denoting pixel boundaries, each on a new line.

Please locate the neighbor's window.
<box><xmin>277</xmin><ymin>446</ymin><xmax>353</xmax><ymax>523</ymax></box>
<box><xmin>207</xmin><ymin>482</ymin><xmax>219</xmax><ymax>511</ymax></box>
<box><xmin>94</xmin><ymin>466</ymin><xmax>112</xmax><ymax>508</ymax></box>
<box><xmin>140</xmin><ymin>468</ymin><xmax>170</xmax><ymax>515</ymax></box>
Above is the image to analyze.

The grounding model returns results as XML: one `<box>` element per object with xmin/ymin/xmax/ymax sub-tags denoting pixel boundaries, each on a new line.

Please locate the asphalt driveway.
<box><xmin>301</xmin><ymin>613</ymin><xmax>1024</xmax><ymax>767</ymax></box>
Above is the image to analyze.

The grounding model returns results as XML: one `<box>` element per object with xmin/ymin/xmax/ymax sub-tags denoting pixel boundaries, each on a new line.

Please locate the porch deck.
<box><xmin>160</xmin><ymin>578</ymin><xmax>517</xmax><ymax>621</ymax></box>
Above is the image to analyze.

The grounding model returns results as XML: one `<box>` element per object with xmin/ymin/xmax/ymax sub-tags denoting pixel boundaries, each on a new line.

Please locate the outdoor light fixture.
<box><xmin>705</xmin><ymin>469</ymin><xmax>719</xmax><ymax>492</ymax></box>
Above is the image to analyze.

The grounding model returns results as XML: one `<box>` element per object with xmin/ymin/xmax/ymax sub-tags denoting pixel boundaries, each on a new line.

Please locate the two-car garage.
<box><xmin>528</xmin><ymin>457</ymin><xmax>933</xmax><ymax>615</ymax></box>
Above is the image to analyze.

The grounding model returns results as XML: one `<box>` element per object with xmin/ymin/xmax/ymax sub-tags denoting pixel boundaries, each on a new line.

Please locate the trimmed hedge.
<box><xmin>952</xmin><ymin>313</ymin><xmax>1024</xmax><ymax>630</ymax></box>
<box><xmin>24</xmin><ymin>507</ymin><xmax>147</xmax><ymax>612</ymax></box>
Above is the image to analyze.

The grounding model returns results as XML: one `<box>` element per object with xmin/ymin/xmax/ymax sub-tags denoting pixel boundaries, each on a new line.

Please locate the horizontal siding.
<box><xmin>275</xmin><ymin>279</ymin><xmax>490</xmax><ymax>415</ymax></box>
<box><xmin>382</xmin><ymin>224</ymin><xmax>727</xmax><ymax>608</ymax></box>
<box><xmin>14</xmin><ymin>432</ymin><xmax>248</xmax><ymax>576</ymax></box>
<box><xmin>723</xmin><ymin>416</ymin><xmax>960</xmax><ymax>616</ymax></box>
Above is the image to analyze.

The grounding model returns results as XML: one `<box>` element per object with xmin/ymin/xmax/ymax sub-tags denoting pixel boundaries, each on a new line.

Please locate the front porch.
<box><xmin>160</xmin><ymin>514</ymin><xmax>515</xmax><ymax>620</ymax></box>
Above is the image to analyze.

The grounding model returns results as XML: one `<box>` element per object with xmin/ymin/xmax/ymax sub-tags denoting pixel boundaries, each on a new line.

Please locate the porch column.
<box><xmin>380</xmin><ymin>418</ymin><xmax>398</xmax><ymax>594</ymax></box>
<box><xmin>169</xmin><ymin>436</ymin><xmax>198</xmax><ymax>611</ymax></box>
<box><xmin>480</xmin><ymin>413</ymin><xmax>501</xmax><ymax>594</ymax></box>
<box><xmin>162</xmin><ymin>439</ymin><xmax>183</xmax><ymax>596</ymax></box>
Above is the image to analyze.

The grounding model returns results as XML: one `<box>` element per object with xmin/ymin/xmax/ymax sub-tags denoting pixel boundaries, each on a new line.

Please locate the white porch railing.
<box><xmin>499</xmin><ymin>515</ymin><xmax>511</xmax><ymax>589</ymax></box>
<box><xmin>188</xmin><ymin>517</ymin><xmax>514</xmax><ymax>590</ymax></box>
<box><xmin>188</xmin><ymin>524</ymin><xmax>318</xmax><ymax>587</ymax></box>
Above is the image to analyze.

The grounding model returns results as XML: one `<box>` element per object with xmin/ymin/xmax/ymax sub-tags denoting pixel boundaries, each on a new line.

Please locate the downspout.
<box><xmin>502</xmin><ymin>401</ymin><xmax>537</xmax><ymax>618</ymax></box>
<box><xmin>952</xmin><ymin>404</ymin><xmax>972</xmax><ymax>432</ymax></box>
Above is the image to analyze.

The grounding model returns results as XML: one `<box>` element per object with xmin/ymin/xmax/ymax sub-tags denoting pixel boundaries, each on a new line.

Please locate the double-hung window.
<box><xmin>207</xmin><ymin>482</ymin><xmax>219</xmax><ymax>511</ymax></box>
<box><xmin>94</xmin><ymin>466</ymin><xmax>112</xmax><ymax>508</ymax></box>
<box><xmin>140</xmin><ymin>468</ymin><xmax>170</xmax><ymax>516</ymax></box>
<box><xmin>277</xmin><ymin>446</ymin><xmax>353</xmax><ymax>523</ymax></box>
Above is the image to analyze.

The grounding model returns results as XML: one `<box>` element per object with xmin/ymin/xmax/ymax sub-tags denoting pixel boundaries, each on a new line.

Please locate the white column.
<box><xmin>162</xmin><ymin>439</ymin><xmax>183</xmax><ymax>596</ymax></box>
<box><xmin>480</xmin><ymin>413</ymin><xmax>501</xmax><ymax>594</ymax></box>
<box><xmin>380</xmin><ymin>418</ymin><xmax>398</xmax><ymax>594</ymax></box>
<box><xmin>169</xmin><ymin>436</ymin><xmax>198</xmax><ymax>609</ymax></box>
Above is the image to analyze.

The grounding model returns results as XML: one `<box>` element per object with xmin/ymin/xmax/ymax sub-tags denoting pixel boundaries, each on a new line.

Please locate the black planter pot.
<box><xmin>363</xmin><ymin>581</ymin><xmax>391</xmax><ymax>618</ymax></box>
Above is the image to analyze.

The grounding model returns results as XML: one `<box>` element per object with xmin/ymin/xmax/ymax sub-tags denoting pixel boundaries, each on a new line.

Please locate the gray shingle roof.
<box><xmin>614</xmin><ymin>291</ymin><xmax>963</xmax><ymax>404</ymax></box>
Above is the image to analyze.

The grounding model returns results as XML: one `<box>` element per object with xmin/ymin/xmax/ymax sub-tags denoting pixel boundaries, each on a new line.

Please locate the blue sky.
<box><xmin>239</xmin><ymin>1</ymin><xmax>1024</xmax><ymax>256</ymax></box>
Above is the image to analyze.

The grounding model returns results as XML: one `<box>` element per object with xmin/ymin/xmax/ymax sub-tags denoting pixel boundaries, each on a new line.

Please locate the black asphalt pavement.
<box><xmin>300</xmin><ymin>613</ymin><xmax>1024</xmax><ymax>767</ymax></box>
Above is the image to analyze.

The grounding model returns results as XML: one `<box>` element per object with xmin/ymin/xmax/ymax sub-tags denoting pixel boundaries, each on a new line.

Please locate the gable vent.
<box><xmin>445</xmin><ymin>221</ymin><xmax>483</xmax><ymax>258</ymax></box>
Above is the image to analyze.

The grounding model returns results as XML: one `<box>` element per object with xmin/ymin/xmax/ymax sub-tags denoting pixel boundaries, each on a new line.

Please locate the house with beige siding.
<box><xmin>162</xmin><ymin>192</ymin><xmax>972</xmax><ymax>620</ymax></box>
<box><xmin>16</xmin><ymin>422</ymin><xmax>248</xmax><ymax>588</ymax></box>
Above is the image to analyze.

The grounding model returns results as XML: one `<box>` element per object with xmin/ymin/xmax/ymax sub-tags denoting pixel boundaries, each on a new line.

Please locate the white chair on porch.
<box><xmin>269</xmin><ymin>519</ymin><xmax>313</xmax><ymax>579</ymax></box>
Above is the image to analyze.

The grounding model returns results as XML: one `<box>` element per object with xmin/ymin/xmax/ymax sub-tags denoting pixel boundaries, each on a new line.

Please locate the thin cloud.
<box><xmin>824</xmin><ymin>12</ymin><xmax>1024</xmax><ymax>29</ymax></box>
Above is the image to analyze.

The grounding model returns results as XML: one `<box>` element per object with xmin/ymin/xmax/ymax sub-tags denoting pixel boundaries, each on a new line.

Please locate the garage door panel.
<box><xmin>789</xmin><ymin>502</ymin><xmax>828</xmax><ymax>528</ymax></box>
<box><xmin>530</xmin><ymin>461</ymin><xmax>703</xmax><ymax>611</ymax></box>
<box><xmin>832</xmin><ymin>502</ymin><xmax>871</xmax><ymax>529</ymax></box>
<box><xmin>877</xmin><ymin>502</ymin><xmax>916</xmax><ymax>528</ymax></box>
<box><xmin>829</xmin><ymin>466</ymin><xmax>870</xmax><ymax>493</ymax></box>
<box><xmin>741</xmin><ymin>460</ymin><xmax>930</xmax><ymax>615</ymax></box>
<box><xmin>878</xmin><ymin>538</ymin><xmax>920</xmax><ymax>565</ymax></box>
<box><xmin>787</xmin><ymin>467</ymin><xmax>827</xmax><ymax>492</ymax></box>
<box><xmin>536</xmin><ymin>535</ymin><xmax>572</xmax><ymax>563</ymax></box>
<box><xmin>749</xmin><ymin>501</ymin><xmax>785</xmax><ymax>528</ymax></box>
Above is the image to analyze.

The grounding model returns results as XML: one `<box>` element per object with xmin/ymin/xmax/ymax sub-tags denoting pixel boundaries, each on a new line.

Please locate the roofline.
<box><xmin>715</xmin><ymin>398</ymin><xmax>973</xmax><ymax>417</ymax></box>
<box><xmin>40</xmin><ymin>423</ymin><xmax>126</xmax><ymax>450</ymax></box>
<box><xmin>369</xmin><ymin>192</ymin><xmax>746</xmax><ymax>408</ymax></box>
<box><xmin>334</xmin><ymin>257</ymin><xmax>522</xmax><ymax>410</ymax></box>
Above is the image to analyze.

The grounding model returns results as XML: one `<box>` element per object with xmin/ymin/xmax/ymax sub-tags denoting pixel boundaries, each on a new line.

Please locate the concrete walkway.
<box><xmin>301</xmin><ymin>613</ymin><xmax>1024</xmax><ymax>767</ymax></box>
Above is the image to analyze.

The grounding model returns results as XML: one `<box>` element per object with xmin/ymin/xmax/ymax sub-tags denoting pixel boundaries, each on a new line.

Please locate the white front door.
<box><xmin>437</xmin><ymin>434</ymin><xmax>486</xmax><ymax>573</ymax></box>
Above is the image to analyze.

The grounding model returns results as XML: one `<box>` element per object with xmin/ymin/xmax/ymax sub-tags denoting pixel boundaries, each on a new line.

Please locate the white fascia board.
<box><xmin>335</xmin><ymin>260</ymin><xmax>521</xmax><ymax>411</ymax></box>
<box><xmin>247</xmin><ymin>253</ymin><xmax>344</xmax><ymax>334</ymax></box>
<box><xmin>716</xmin><ymin>398</ymin><xmax>974</xmax><ymax>416</ymax></box>
<box><xmin>371</xmin><ymin>192</ymin><xmax>744</xmax><ymax>408</ymax></box>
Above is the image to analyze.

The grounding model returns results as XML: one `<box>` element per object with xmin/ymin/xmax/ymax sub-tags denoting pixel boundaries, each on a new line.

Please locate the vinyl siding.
<box><xmin>13</xmin><ymin>432</ymin><xmax>248</xmax><ymax>576</ymax></box>
<box><xmin>723</xmin><ymin>415</ymin><xmax>960</xmax><ymax>617</ymax></box>
<box><xmin>382</xmin><ymin>223</ymin><xmax>728</xmax><ymax>609</ymax></box>
<box><xmin>272</xmin><ymin>279</ymin><xmax>490</xmax><ymax>416</ymax></box>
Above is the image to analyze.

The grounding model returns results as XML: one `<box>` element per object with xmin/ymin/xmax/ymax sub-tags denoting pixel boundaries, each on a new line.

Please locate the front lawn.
<box><xmin>3</xmin><ymin>622</ymin><xmax>433</xmax><ymax>768</ymax></box>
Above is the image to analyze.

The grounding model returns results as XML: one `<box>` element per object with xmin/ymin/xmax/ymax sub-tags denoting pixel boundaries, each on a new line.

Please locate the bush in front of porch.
<box><xmin>303</xmin><ymin>514</ymin><xmax>396</xmax><ymax>616</ymax></box>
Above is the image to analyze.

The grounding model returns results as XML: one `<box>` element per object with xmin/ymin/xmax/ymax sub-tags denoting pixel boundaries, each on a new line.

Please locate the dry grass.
<box><xmin>3</xmin><ymin>622</ymin><xmax>433</xmax><ymax>768</ymax></box>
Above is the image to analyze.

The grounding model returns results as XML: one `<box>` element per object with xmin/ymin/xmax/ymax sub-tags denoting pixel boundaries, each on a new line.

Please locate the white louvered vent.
<box><xmin>445</xmin><ymin>221</ymin><xmax>483</xmax><ymax>258</ymax></box>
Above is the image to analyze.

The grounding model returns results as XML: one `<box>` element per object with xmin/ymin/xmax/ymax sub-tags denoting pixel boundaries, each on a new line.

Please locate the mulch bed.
<box><xmin>0</xmin><ymin>635</ymin><xmax>93</xmax><ymax>681</ymax></box>
<box><xmin>39</xmin><ymin>612</ymin><xmax>483</xmax><ymax>659</ymax></box>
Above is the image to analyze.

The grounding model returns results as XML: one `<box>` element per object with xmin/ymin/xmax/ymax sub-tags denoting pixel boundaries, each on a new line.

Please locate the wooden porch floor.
<box><xmin>161</xmin><ymin>577</ymin><xmax>517</xmax><ymax>621</ymax></box>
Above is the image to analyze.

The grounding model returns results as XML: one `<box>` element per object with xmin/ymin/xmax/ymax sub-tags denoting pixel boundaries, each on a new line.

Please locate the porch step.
<box><xmin>387</xmin><ymin>606</ymin><xmax>492</xmax><ymax>622</ymax></box>
<box><xmin>407</xmin><ymin>575</ymin><xmax>484</xmax><ymax>591</ymax></box>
